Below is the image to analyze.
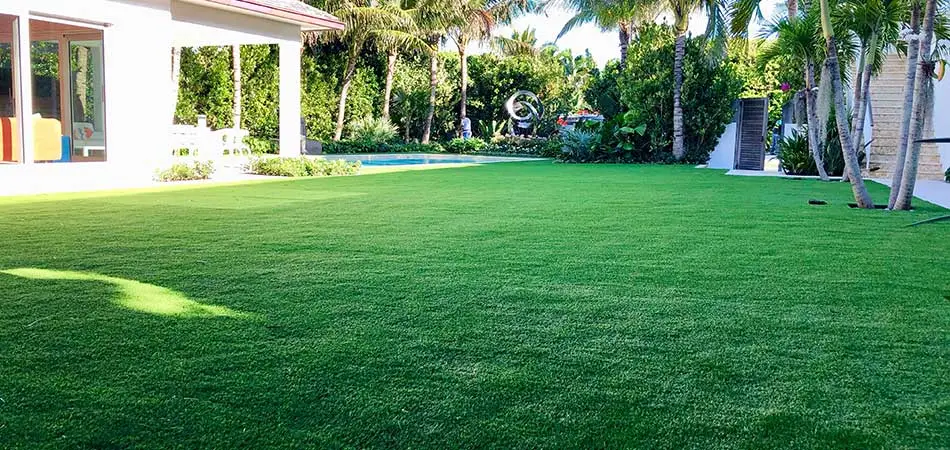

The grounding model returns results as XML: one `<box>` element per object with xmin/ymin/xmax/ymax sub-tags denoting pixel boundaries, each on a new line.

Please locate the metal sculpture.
<box><xmin>505</xmin><ymin>90</ymin><xmax>543</xmax><ymax>136</ymax></box>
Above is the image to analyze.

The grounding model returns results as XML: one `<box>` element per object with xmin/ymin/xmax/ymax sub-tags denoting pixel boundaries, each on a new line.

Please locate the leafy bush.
<box><xmin>487</xmin><ymin>136</ymin><xmax>560</xmax><ymax>157</ymax></box>
<box><xmin>558</xmin><ymin>129</ymin><xmax>601</xmax><ymax>162</ymax></box>
<box><xmin>348</xmin><ymin>116</ymin><xmax>398</xmax><ymax>144</ymax></box>
<box><xmin>246</xmin><ymin>156</ymin><xmax>360</xmax><ymax>177</ymax></box>
<box><xmin>245</xmin><ymin>136</ymin><xmax>278</xmax><ymax>155</ymax></box>
<box><xmin>617</xmin><ymin>24</ymin><xmax>742</xmax><ymax>164</ymax></box>
<box><xmin>777</xmin><ymin>131</ymin><xmax>815</xmax><ymax>175</ymax></box>
<box><xmin>322</xmin><ymin>141</ymin><xmax>444</xmax><ymax>154</ymax></box>
<box><xmin>444</xmin><ymin>138</ymin><xmax>487</xmax><ymax>154</ymax></box>
<box><xmin>154</xmin><ymin>160</ymin><xmax>215</xmax><ymax>182</ymax></box>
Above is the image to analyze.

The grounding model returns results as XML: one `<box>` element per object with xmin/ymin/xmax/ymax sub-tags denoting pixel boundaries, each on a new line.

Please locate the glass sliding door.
<box><xmin>30</xmin><ymin>38</ymin><xmax>66</xmax><ymax>162</ymax></box>
<box><xmin>68</xmin><ymin>40</ymin><xmax>105</xmax><ymax>161</ymax></box>
<box><xmin>0</xmin><ymin>14</ymin><xmax>20</xmax><ymax>163</ymax></box>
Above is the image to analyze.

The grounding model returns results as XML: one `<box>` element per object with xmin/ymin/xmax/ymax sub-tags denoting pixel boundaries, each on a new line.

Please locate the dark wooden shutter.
<box><xmin>734</xmin><ymin>98</ymin><xmax>768</xmax><ymax>170</ymax></box>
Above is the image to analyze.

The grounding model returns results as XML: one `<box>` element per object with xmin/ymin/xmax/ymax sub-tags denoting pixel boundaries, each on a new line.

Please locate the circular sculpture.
<box><xmin>505</xmin><ymin>90</ymin><xmax>544</xmax><ymax>136</ymax></box>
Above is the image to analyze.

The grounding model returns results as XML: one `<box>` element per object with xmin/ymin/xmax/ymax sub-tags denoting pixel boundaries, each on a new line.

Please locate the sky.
<box><xmin>464</xmin><ymin>0</ymin><xmax>784</xmax><ymax>67</ymax></box>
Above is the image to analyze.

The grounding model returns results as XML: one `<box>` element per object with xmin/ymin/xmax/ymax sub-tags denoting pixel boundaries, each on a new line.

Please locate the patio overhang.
<box><xmin>182</xmin><ymin>0</ymin><xmax>344</xmax><ymax>32</ymax></box>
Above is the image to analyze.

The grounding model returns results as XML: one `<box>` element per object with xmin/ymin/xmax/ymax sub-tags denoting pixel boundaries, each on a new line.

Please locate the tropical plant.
<box><xmin>348</xmin><ymin>116</ymin><xmax>399</xmax><ymax>143</ymax></box>
<box><xmin>618</xmin><ymin>24</ymin><xmax>741</xmax><ymax>164</ymax></box>
<box><xmin>154</xmin><ymin>160</ymin><xmax>215</xmax><ymax>182</ymax></box>
<box><xmin>777</xmin><ymin>131</ymin><xmax>816</xmax><ymax>175</ymax></box>
<box><xmin>444</xmin><ymin>137</ymin><xmax>488</xmax><ymax>153</ymax></box>
<box><xmin>447</xmin><ymin>0</ymin><xmax>536</xmax><ymax>133</ymax></box>
<box><xmin>304</xmin><ymin>0</ymin><xmax>426</xmax><ymax>141</ymax></box>
<box><xmin>667</xmin><ymin>0</ymin><xmax>731</xmax><ymax>160</ymax></box>
<box><xmin>558</xmin><ymin>128</ymin><xmax>601</xmax><ymax>161</ymax></box>
<box><xmin>817</xmin><ymin>0</ymin><xmax>874</xmax><ymax>207</ymax></box>
<box><xmin>556</xmin><ymin>0</ymin><xmax>663</xmax><ymax>68</ymax></box>
<box><xmin>758</xmin><ymin>8</ymin><xmax>830</xmax><ymax>180</ymax></box>
<box><xmin>492</xmin><ymin>27</ymin><xmax>543</xmax><ymax>57</ymax></box>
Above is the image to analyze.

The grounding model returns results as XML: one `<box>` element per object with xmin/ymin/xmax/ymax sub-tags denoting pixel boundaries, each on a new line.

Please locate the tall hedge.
<box><xmin>615</xmin><ymin>25</ymin><xmax>742</xmax><ymax>163</ymax></box>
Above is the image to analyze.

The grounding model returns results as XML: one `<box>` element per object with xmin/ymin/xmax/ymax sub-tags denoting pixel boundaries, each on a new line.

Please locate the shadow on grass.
<box><xmin>1</xmin><ymin>268</ymin><xmax>247</xmax><ymax>318</ymax></box>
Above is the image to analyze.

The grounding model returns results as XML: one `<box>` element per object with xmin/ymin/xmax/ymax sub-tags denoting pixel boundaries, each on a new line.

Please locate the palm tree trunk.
<box><xmin>888</xmin><ymin>4</ymin><xmax>921</xmax><ymax>209</ymax></box>
<box><xmin>852</xmin><ymin>32</ymin><xmax>876</xmax><ymax>167</ymax></box>
<box><xmin>334</xmin><ymin>46</ymin><xmax>360</xmax><ymax>141</ymax></box>
<box><xmin>819</xmin><ymin>0</ymin><xmax>874</xmax><ymax>207</ymax></box>
<box><xmin>672</xmin><ymin>33</ymin><xmax>686</xmax><ymax>160</ymax></box>
<box><xmin>232</xmin><ymin>45</ymin><xmax>242</xmax><ymax>129</ymax></box>
<box><xmin>850</xmin><ymin>41</ymin><xmax>867</xmax><ymax>139</ymax></box>
<box><xmin>458</xmin><ymin>39</ymin><xmax>469</xmax><ymax>134</ymax></box>
<box><xmin>171</xmin><ymin>47</ymin><xmax>182</xmax><ymax>123</ymax></box>
<box><xmin>805</xmin><ymin>59</ymin><xmax>829</xmax><ymax>180</ymax></box>
<box><xmin>422</xmin><ymin>45</ymin><xmax>439</xmax><ymax>144</ymax></box>
<box><xmin>382</xmin><ymin>49</ymin><xmax>397</xmax><ymax>121</ymax></box>
<box><xmin>618</xmin><ymin>21</ymin><xmax>630</xmax><ymax>69</ymax></box>
<box><xmin>894</xmin><ymin>0</ymin><xmax>937</xmax><ymax>210</ymax></box>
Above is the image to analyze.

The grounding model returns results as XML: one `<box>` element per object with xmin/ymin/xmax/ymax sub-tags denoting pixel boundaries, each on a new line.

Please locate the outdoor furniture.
<box><xmin>211</xmin><ymin>128</ymin><xmax>250</xmax><ymax>156</ymax></box>
<box><xmin>72</xmin><ymin>122</ymin><xmax>105</xmax><ymax>158</ymax></box>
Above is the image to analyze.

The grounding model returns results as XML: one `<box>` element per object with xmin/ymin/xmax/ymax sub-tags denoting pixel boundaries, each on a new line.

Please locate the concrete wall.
<box><xmin>707</xmin><ymin>122</ymin><xmax>737</xmax><ymax>169</ymax></box>
<box><xmin>933</xmin><ymin>48</ymin><xmax>950</xmax><ymax>172</ymax></box>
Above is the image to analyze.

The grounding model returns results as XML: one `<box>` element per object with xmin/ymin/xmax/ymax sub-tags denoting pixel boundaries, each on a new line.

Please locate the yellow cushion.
<box><xmin>0</xmin><ymin>116</ymin><xmax>64</xmax><ymax>162</ymax></box>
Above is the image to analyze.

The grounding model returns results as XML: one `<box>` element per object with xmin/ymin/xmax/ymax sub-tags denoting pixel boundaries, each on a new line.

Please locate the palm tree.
<box><xmin>492</xmin><ymin>27</ymin><xmax>541</xmax><ymax>56</ymax></box>
<box><xmin>667</xmin><ymin>0</ymin><xmax>730</xmax><ymax>160</ymax></box>
<box><xmin>415</xmin><ymin>0</ymin><xmax>454</xmax><ymax>143</ymax></box>
<box><xmin>447</xmin><ymin>0</ymin><xmax>535</xmax><ymax>133</ymax></box>
<box><xmin>817</xmin><ymin>0</ymin><xmax>874</xmax><ymax>207</ymax></box>
<box><xmin>758</xmin><ymin>8</ymin><xmax>830</xmax><ymax>180</ymax></box>
<box><xmin>305</xmin><ymin>0</ymin><xmax>424</xmax><ymax>141</ymax></box>
<box><xmin>556</xmin><ymin>0</ymin><xmax>662</xmax><ymax>68</ymax></box>
<box><xmin>841</xmin><ymin>0</ymin><xmax>905</xmax><ymax>177</ymax></box>
<box><xmin>887</xmin><ymin>1</ymin><xmax>920</xmax><ymax>208</ymax></box>
<box><xmin>893</xmin><ymin>0</ymin><xmax>938</xmax><ymax>210</ymax></box>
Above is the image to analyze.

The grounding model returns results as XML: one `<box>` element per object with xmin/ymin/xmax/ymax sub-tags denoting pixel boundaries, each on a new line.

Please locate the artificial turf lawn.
<box><xmin>0</xmin><ymin>163</ymin><xmax>948</xmax><ymax>449</ymax></box>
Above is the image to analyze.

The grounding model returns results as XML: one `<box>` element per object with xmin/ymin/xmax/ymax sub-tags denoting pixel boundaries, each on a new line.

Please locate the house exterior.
<box><xmin>867</xmin><ymin>50</ymin><xmax>950</xmax><ymax>180</ymax></box>
<box><xmin>0</xmin><ymin>0</ymin><xmax>341</xmax><ymax>189</ymax></box>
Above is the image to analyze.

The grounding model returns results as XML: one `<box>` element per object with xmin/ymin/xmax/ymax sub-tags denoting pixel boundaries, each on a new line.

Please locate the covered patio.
<box><xmin>0</xmin><ymin>0</ymin><xmax>341</xmax><ymax>188</ymax></box>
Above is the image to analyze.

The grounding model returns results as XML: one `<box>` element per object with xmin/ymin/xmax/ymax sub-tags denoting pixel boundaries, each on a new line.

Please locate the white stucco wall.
<box><xmin>933</xmin><ymin>54</ymin><xmax>950</xmax><ymax>172</ymax></box>
<box><xmin>0</xmin><ymin>0</ymin><xmax>306</xmax><ymax>169</ymax></box>
<box><xmin>2</xmin><ymin>0</ymin><xmax>174</xmax><ymax>167</ymax></box>
<box><xmin>707</xmin><ymin>122</ymin><xmax>736</xmax><ymax>169</ymax></box>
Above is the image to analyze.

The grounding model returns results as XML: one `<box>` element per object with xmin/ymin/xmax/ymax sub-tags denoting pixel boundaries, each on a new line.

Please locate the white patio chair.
<box><xmin>211</xmin><ymin>128</ymin><xmax>251</xmax><ymax>157</ymax></box>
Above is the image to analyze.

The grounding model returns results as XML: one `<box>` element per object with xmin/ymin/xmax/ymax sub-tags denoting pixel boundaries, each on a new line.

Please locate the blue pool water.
<box><xmin>323</xmin><ymin>153</ymin><xmax>533</xmax><ymax>167</ymax></box>
<box><xmin>360</xmin><ymin>157</ymin><xmax>477</xmax><ymax>166</ymax></box>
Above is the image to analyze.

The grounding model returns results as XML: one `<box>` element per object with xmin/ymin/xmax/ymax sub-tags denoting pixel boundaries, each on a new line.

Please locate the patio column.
<box><xmin>13</xmin><ymin>15</ymin><xmax>34</xmax><ymax>164</ymax></box>
<box><xmin>278</xmin><ymin>40</ymin><xmax>301</xmax><ymax>157</ymax></box>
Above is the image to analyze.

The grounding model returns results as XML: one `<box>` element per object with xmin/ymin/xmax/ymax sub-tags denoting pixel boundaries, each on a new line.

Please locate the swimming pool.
<box><xmin>322</xmin><ymin>153</ymin><xmax>539</xmax><ymax>167</ymax></box>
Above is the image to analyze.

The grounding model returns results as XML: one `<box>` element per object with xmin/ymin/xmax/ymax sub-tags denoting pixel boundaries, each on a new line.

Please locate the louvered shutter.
<box><xmin>733</xmin><ymin>98</ymin><xmax>768</xmax><ymax>170</ymax></box>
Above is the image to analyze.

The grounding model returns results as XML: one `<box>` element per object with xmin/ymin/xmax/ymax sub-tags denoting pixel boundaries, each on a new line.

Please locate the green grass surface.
<box><xmin>1</xmin><ymin>163</ymin><xmax>948</xmax><ymax>448</ymax></box>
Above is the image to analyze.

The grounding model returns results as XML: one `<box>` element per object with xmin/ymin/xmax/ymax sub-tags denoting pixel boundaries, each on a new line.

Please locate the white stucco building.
<box><xmin>0</xmin><ymin>0</ymin><xmax>341</xmax><ymax>190</ymax></box>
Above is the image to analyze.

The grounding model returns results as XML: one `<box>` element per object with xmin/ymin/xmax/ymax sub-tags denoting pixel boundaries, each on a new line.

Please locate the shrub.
<box><xmin>322</xmin><ymin>141</ymin><xmax>445</xmax><ymax>154</ymax></box>
<box><xmin>245</xmin><ymin>136</ymin><xmax>279</xmax><ymax>155</ymax></box>
<box><xmin>154</xmin><ymin>160</ymin><xmax>215</xmax><ymax>182</ymax></box>
<box><xmin>246</xmin><ymin>156</ymin><xmax>360</xmax><ymax>177</ymax></box>
<box><xmin>444</xmin><ymin>137</ymin><xmax>487</xmax><ymax>154</ymax></box>
<box><xmin>348</xmin><ymin>116</ymin><xmax>398</xmax><ymax>144</ymax></box>
<box><xmin>777</xmin><ymin>131</ymin><xmax>815</xmax><ymax>175</ymax></box>
<box><xmin>401</xmin><ymin>142</ymin><xmax>445</xmax><ymax>154</ymax></box>
<box><xmin>617</xmin><ymin>24</ymin><xmax>741</xmax><ymax>164</ymax></box>
<box><xmin>486</xmin><ymin>136</ymin><xmax>559</xmax><ymax>157</ymax></box>
<box><xmin>558</xmin><ymin>129</ymin><xmax>601</xmax><ymax>162</ymax></box>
